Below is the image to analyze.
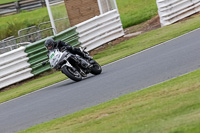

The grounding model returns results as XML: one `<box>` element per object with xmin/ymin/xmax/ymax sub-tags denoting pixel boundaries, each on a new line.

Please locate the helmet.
<box><xmin>45</xmin><ymin>38</ymin><xmax>55</xmax><ymax>50</ymax></box>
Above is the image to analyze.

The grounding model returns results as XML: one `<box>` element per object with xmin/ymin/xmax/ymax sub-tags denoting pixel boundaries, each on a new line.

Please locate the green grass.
<box><xmin>0</xmin><ymin>0</ymin><xmax>19</xmax><ymax>4</ymax></box>
<box><xmin>117</xmin><ymin>0</ymin><xmax>158</xmax><ymax>28</ymax></box>
<box><xmin>18</xmin><ymin>65</ymin><xmax>200</xmax><ymax>133</ymax></box>
<box><xmin>0</xmin><ymin>3</ymin><xmax>69</xmax><ymax>40</ymax></box>
<box><xmin>1</xmin><ymin>13</ymin><xmax>200</xmax><ymax>104</ymax></box>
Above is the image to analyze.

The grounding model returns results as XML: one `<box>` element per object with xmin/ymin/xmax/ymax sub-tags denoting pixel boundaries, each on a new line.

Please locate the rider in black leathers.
<box><xmin>44</xmin><ymin>38</ymin><xmax>90</xmax><ymax>59</ymax></box>
<box><xmin>42</xmin><ymin>38</ymin><xmax>92</xmax><ymax>66</ymax></box>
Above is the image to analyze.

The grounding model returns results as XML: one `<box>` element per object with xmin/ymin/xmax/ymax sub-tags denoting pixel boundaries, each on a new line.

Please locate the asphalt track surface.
<box><xmin>0</xmin><ymin>28</ymin><xmax>200</xmax><ymax>133</ymax></box>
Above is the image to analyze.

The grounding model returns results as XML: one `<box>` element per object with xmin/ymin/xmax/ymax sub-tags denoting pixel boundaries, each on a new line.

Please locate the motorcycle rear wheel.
<box><xmin>62</xmin><ymin>66</ymin><xmax>82</xmax><ymax>81</ymax></box>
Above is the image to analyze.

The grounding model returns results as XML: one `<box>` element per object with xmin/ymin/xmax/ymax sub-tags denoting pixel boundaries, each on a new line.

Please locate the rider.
<box><xmin>44</xmin><ymin>38</ymin><xmax>91</xmax><ymax>59</ymax></box>
<box><xmin>43</xmin><ymin>38</ymin><xmax>92</xmax><ymax>67</ymax></box>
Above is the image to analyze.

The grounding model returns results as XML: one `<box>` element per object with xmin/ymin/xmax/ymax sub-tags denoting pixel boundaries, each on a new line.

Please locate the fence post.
<box><xmin>41</xmin><ymin>0</ymin><xmax>46</xmax><ymax>7</ymax></box>
<box><xmin>15</xmin><ymin>1</ymin><xmax>20</xmax><ymax>13</ymax></box>
<box><xmin>97</xmin><ymin>0</ymin><xmax>103</xmax><ymax>14</ymax></box>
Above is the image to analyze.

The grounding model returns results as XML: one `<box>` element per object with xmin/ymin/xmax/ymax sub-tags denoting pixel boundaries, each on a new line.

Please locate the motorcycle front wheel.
<box><xmin>90</xmin><ymin>61</ymin><xmax>102</xmax><ymax>75</ymax></box>
<box><xmin>62</xmin><ymin>66</ymin><xmax>82</xmax><ymax>81</ymax></box>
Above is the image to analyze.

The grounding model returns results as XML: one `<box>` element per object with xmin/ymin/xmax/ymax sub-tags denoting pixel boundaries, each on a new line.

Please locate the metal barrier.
<box><xmin>0</xmin><ymin>37</ymin><xmax>25</xmax><ymax>54</ymax></box>
<box><xmin>157</xmin><ymin>0</ymin><xmax>200</xmax><ymax>26</ymax></box>
<box><xmin>0</xmin><ymin>47</ymin><xmax>34</xmax><ymax>89</ymax></box>
<box><xmin>25</xmin><ymin>37</ymin><xmax>51</xmax><ymax>75</ymax></box>
<box><xmin>0</xmin><ymin>17</ymin><xmax>68</xmax><ymax>54</ymax></box>
<box><xmin>18</xmin><ymin>26</ymin><xmax>41</xmax><ymax>42</ymax></box>
<box><xmin>18</xmin><ymin>27</ymin><xmax>55</xmax><ymax>43</ymax></box>
<box><xmin>54</xmin><ymin>27</ymin><xmax>80</xmax><ymax>47</ymax></box>
<box><xmin>76</xmin><ymin>9</ymin><xmax>124</xmax><ymax>51</ymax></box>
<box><xmin>38</xmin><ymin>17</ymin><xmax>68</xmax><ymax>30</ymax></box>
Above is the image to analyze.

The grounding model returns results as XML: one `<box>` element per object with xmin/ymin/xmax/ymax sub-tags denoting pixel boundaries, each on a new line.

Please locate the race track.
<box><xmin>0</xmin><ymin>28</ymin><xmax>200</xmax><ymax>133</ymax></box>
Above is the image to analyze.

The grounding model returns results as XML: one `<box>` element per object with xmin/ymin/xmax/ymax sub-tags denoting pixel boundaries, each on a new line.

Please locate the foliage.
<box><xmin>0</xmin><ymin>0</ymin><xmax>19</xmax><ymax>4</ymax></box>
<box><xmin>117</xmin><ymin>0</ymin><xmax>158</xmax><ymax>28</ymax></box>
<box><xmin>0</xmin><ymin>4</ymin><xmax>69</xmax><ymax>40</ymax></box>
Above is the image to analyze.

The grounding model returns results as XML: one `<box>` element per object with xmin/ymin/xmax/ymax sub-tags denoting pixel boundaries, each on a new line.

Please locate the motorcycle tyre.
<box><xmin>62</xmin><ymin>66</ymin><xmax>82</xmax><ymax>82</ymax></box>
<box><xmin>90</xmin><ymin>61</ymin><xmax>102</xmax><ymax>75</ymax></box>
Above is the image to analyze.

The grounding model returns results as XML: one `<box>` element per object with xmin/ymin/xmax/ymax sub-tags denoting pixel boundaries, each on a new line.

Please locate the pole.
<box><xmin>113</xmin><ymin>0</ymin><xmax>124</xmax><ymax>35</ymax></box>
<box><xmin>113</xmin><ymin>0</ymin><xmax>119</xmax><ymax>14</ymax></box>
<box><xmin>45</xmin><ymin>0</ymin><xmax>57</xmax><ymax>35</ymax></box>
<box><xmin>97</xmin><ymin>0</ymin><xmax>103</xmax><ymax>14</ymax></box>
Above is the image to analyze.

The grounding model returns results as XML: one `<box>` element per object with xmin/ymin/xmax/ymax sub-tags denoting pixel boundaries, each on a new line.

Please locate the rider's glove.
<box><xmin>42</xmin><ymin>61</ymin><xmax>47</xmax><ymax>66</ymax></box>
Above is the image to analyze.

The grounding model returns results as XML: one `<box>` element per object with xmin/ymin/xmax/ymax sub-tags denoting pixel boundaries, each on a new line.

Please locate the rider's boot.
<box><xmin>80</xmin><ymin>58</ymin><xmax>90</xmax><ymax>68</ymax></box>
<box><xmin>84</xmin><ymin>53</ymin><xmax>93</xmax><ymax>60</ymax></box>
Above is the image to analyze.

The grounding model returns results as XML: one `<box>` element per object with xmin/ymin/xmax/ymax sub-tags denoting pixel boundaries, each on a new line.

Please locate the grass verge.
<box><xmin>0</xmin><ymin>3</ymin><xmax>69</xmax><ymax>40</ymax></box>
<box><xmin>18</xmin><ymin>63</ymin><xmax>200</xmax><ymax>133</ymax></box>
<box><xmin>117</xmin><ymin>0</ymin><xmax>157</xmax><ymax>28</ymax></box>
<box><xmin>0</xmin><ymin>13</ymin><xmax>200</xmax><ymax>104</ymax></box>
<box><xmin>0</xmin><ymin>0</ymin><xmax>18</xmax><ymax>4</ymax></box>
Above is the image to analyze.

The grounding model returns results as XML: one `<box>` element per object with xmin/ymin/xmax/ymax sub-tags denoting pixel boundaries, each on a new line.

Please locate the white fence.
<box><xmin>77</xmin><ymin>9</ymin><xmax>124</xmax><ymax>51</ymax></box>
<box><xmin>0</xmin><ymin>47</ymin><xmax>33</xmax><ymax>89</ymax></box>
<box><xmin>157</xmin><ymin>0</ymin><xmax>200</xmax><ymax>26</ymax></box>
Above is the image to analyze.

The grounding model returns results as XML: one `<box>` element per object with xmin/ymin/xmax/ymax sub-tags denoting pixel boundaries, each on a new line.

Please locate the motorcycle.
<box><xmin>48</xmin><ymin>47</ymin><xmax>102</xmax><ymax>81</ymax></box>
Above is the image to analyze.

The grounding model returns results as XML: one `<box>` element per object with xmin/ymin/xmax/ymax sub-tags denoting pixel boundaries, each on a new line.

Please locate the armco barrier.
<box><xmin>0</xmin><ymin>47</ymin><xmax>34</xmax><ymax>89</ymax></box>
<box><xmin>76</xmin><ymin>9</ymin><xmax>124</xmax><ymax>51</ymax></box>
<box><xmin>54</xmin><ymin>26</ymin><xmax>81</xmax><ymax>47</ymax></box>
<box><xmin>0</xmin><ymin>47</ymin><xmax>27</xmax><ymax>66</ymax></box>
<box><xmin>25</xmin><ymin>37</ymin><xmax>51</xmax><ymax>75</ymax></box>
<box><xmin>157</xmin><ymin>0</ymin><xmax>200</xmax><ymax>26</ymax></box>
<box><xmin>0</xmin><ymin>10</ymin><xmax>124</xmax><ymax>89</ymax></box>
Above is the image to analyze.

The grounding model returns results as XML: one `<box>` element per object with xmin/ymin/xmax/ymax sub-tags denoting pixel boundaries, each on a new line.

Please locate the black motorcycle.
<box><xmin>48</xmin><ymin>47</ymin><xmax>102</xmax><ymax>81</ymax></box>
